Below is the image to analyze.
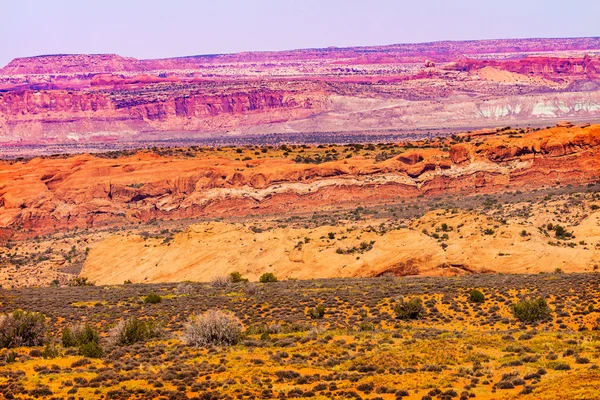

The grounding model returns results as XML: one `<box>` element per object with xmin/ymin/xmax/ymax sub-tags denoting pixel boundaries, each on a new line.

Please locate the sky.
<box><xmin>2</xmin><ymin>0</ymin><xmax>599</xmax><ymax>66</ymax></box>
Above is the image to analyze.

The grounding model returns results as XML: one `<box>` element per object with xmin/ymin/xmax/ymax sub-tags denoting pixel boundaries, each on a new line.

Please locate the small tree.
<box><xmin>259</xmin><ymin>273</ymin><xmax>278</xmax><ymax>283</ymax></box>
<box><xmin>513</xmin><ymin>297</ymin><xmax>552</xmax><ymax>323</ymax></box>
<box><xmin>183</xmin><ymin>310</ymin><xmax>242</xmax><ymax>347</ymax></box>
<box><xmin>393</xmin><ymin>297</ymin><xmax>425</xmax><ymax>320</ymax></box>
<box><xmin>469</xmin><ymin>289</ymin><xmax>485</xmax><ymax>303</ymax></box>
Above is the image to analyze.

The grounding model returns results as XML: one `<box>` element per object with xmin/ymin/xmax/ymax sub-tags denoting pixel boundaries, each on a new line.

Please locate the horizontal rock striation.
<box><xmin>1</xmin><ymin>125</ymin><xmax>599</xmax><ymax>241</ymax></box>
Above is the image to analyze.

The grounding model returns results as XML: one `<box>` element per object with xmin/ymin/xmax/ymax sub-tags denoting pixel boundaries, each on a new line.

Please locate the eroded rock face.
<box><xmin>1</xmin><ymin>125</ymin><xmax>599</xmax><ymax>241</ymax></box>
<box><xmin>2</xmin><ymin>38</ymin><xmax>600</xmax><ymax>146</ymax></box>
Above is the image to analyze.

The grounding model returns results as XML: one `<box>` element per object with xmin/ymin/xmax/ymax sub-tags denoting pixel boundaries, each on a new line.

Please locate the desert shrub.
<box><xmin>211</xmin><ymin>275</ymin><xmax>231</xmax><ymax>288</ymax></box>
<box><xmin>175</xmin><ymin>283</ymin><xmax>195</xmax><ymax>294</ymax></box>
<box><xmin>143</xmin><ymin>294</ymin><xmax>162</xmax><ymax>304</ymax></box>
<box><xmin>79</xmin><ymin>342</ymin><xmax>103</xmax><ymax>358</ymax></box>
<box><xmin>42</xmin><ymin>342</ymin><xmax>59</xmax><ymax>359</ymax></box>
<box><xmin>259</xmin><ymin>272</ymin><xmax>278</xmax><ymax>283</ymax></box>
<box><xmin>68</xmin><ymin>277</ymin><xmax>95</xmax><ymax>286</ymax></box>
<box><xmin>62</xmin><ymin>324</ymin><xmax>102</xmax><ymax>358</ymax></box>
<box><xmin>512</xmin><ymin>297</ymin><xmax>552</xmax><ymax>323</ymax></box>
<box><xmin>245</xmin><ymin>284</ymin><xmax>259</xmax><ymax>296</ymax></box>
<box><xmin>62</xmin><ymin>324</ymin><xmax>100</xmax><ymax>348</ymax></box>
<box><xmin>230</xmin><ymin>272</ymin><xmax>248</xmax><ymax>283</ymax></box>
<box><xmin>469</xmin><ymin>289</ymin><xmax>485</xmax><ymax>303</ymax></box>
<box><xmin>358</xmin><ymin>322</ymin><xmax>375</xmax><ymax>331</ymax></box>
<box><xmin>394</xmin><ymin>297</ymin><xmax>426</xmax><ymax>320</ymax></box>
<box><xmin>111</xmin><ymin>317</ymin><xmax>161</xmax><ymax>346</ymax></box>
<box><xmin>552</xmin><ymin>362</ymin><xmax>571</xmax><ymax>370</ymax></box>
<box><xmin>183</xmin><ymin>310</ymin><xmax>242</xmax><ymax>347</ymax></box>
<box><xmin>0</xmin><ymin>310</ymin><xmax>47</xmax><ymax>348</ymax></box>
<box><xmin>308</xmin><ymin>305</ymin><xmax>326</xmax><ymax>319</ymax></box>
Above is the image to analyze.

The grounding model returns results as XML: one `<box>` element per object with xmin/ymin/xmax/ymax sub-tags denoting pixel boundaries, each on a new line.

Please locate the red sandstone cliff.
<box><xmin>1</xmin><ymin>125</ymin><xmax>599</xmax><ymax>241</ymax></box>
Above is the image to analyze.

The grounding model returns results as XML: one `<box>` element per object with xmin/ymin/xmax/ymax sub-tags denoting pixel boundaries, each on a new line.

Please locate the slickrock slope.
<box><xmin>2</xmin><ymin>38</ymin><xmax>600</xmax><ymax>149</ymax></box>
<box><xmin>1</xmin><ymin>124</ymin><xmax>599</xmax><ymax>241</ymax></box>
<box><xmin>81</xmin><ymin>208</ymin><xmax>600</xmax><ymax>285</ymax></box>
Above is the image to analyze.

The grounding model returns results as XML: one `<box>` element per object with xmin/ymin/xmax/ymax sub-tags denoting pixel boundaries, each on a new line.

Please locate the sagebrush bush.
<box><xmin>211</xmin><ymin>275</ymin><xmax>231</xmax><ymax>288</ymax></box>
<box><xmin>184</xmin><ymin>310</ymin><xmax>242</xmax><ymax>347</ymax></box>
<box><xmin>393</xmin><ymin>297</ymin><xmax>425</xmax><ymax>320</ymax></box>
<box><xmin>469</xmin><ymin>289</ymin><xmax>485</xmax><ymax>303</ymax></box>
<box><xmin>512</xmin><ymin>297</ymin><xmax>552</xmax><ymax>323</ymax></box>
<box><xmin>259</xmin><ymin>272</ymin><xmax>278</xmax><ymax>283</ymax></box>
<box><xmin>111</xmin><ymin>317</ymin><xmax>161</xmax><ymax>346</ymax></box>
<box><xmin>0</xmin><ymin>310</ymin><xmax>47</xmax><ymax>348</ymax></box>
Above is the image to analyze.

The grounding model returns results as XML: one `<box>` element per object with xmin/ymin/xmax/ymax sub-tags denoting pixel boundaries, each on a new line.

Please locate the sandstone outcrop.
<box><xmin>1</xmin><ymin>125</ymin><xmax>599</xmax><ymax>241</ymax></box>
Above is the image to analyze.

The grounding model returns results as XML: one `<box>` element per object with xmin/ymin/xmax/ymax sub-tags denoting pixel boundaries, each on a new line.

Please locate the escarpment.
<box><xmin>2</xmin><ymin>38</ymin><xmax>600</xmax><ymax>147</ymax></box>
<box><xmin>1</xmin><ymin>125</ymin><xmax>599</xmax><ymax>241</ymax></box>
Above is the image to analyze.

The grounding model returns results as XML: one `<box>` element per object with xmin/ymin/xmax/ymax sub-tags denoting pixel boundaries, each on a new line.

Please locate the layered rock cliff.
<box><xmin>2</xmin><ymin>37</ymin><xmax>600</xmax><ymax>148</ymax></box>
<box><xmin>1</xmin><ymin>125</ymin><xmax>599</xmax><ymax>241</ymax></box>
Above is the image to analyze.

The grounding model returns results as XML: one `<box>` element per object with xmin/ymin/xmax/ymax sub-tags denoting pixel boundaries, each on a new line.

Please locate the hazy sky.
<box><xmin>2</xmin><ymin>0</ymin><xmax>599</xmax><ymax>66</ymax></box>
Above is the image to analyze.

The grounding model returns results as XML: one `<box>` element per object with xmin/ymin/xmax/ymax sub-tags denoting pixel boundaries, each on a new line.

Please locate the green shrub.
<box><xmin>112</xmin><ymin>317</ymin><xmax>161</xmax><ymax>346</ymax></box>
<box><xmin>259</xmin><ymin>273</ymin><xmax>278</xmax><ymax>283</ymax></box>
<box><xmin>551</xmin><ymin>361</ymin><xmax>571</xmax><ymax>370</ymax></box>
<box><xmin>230</xmin><ymin>272</ymin><xmax>248</xmax><ymax>283</ymax></box>
<box><xmin>79</xmin><ymin>342</ymin><xmax>103</xmax><ymax>358</ymax></box>
<box><xmin>68</xmin><ymin>277</ymin><xmax>95</xmax><ymax>286</ymax></box>
<box><xmin>183</xmin><ymin>310</ymin><xmax>242</xmax><ymax>347</ymax></box>
<box><xmin>512</xmin><ymin>297</ymin><xmax>552</xmax><ymax>323</ymax></box>
<box><xmin>358</xmin><ymin>322</ymin><xmax>375</xmax><ymax>331</ymax></box>
<box><xmin>42</xmin><ymin>342</ymin><xmax>59</xmax><ymax>359</ymax></box>
<box><xmin>0</xmin><ymin>310</ymin><xmax>47</xmax><ymax>348</ymax></box>
<box><xmin>393</xmin><ymin>297</ymin><xmax>425</xmax><ymax>320</ymax></box>
<box><xmin>62</xmin><ymin>324</ymin><xmax>100</xmax><ymax>347</ymax></box>
<box><xmin>143</xmin><ymin>294</ymin><xmax>162</xmax><ymax>304</ymax></box>
<box><xmin>308</xmin><ymin>305</ymin><xmax>326</xmax><ymax>319</ymax></box>
<box><xmin>469</xmin><ymin>289</ymin><xmax>485</xmax><ymax>303</ymax></box>
<box><xmin>62</xmin><ymin>324</ymin><xmax>102</xmax><ymax>357</ymax></box>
